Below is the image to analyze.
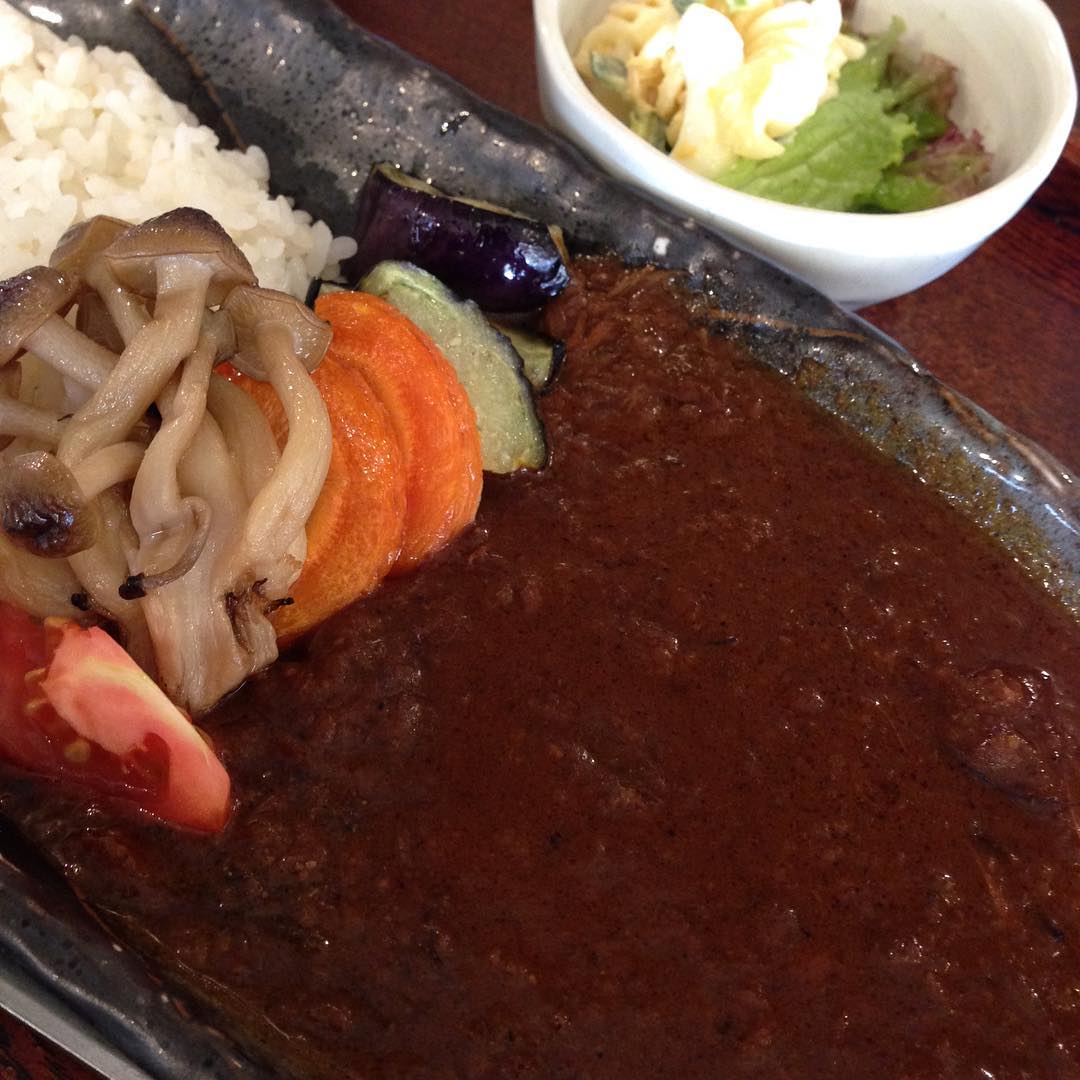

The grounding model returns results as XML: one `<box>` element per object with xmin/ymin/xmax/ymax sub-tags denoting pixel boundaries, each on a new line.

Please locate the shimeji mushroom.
<box><xmin>136</xmin><ymin>286</ymin><xmax>333</xmax><ymax>714</ymax></box>
<box><xmin>0</xmin><ymin>209</ymin><xmax>336</xmax><ymax>714</ymax></box>
<box><xmin>51</xmin><ymin>215</ymin><xmax>133</xmax><ymax>279</ymax></box>
<box><xmin>221</xmin><ymin>285</ymin><xmax>332</xmax><ymax>596</ymax></box>
<box><xmin>0</xmin><ymin>267</ymin><xmax>117</xmax><ymax>390</ymax></box>
<box><xmin>57</xmin><ymin>208</ymin><xmax>255</xmax><ymax>471</ymax></box>
<box><xmin>139</xmin><ymin>411</ymin><xmax>256</xmax><ymax>713</ymax></box>
<box><xmin>126</xmin><ymin>310</ymin><xmax>237</xmax><ymax>596</ymax></box>
<box><xmin>0</xmin><ymin>277</ymin><xmax>144</xmax><ymax>560</ymax></box>
<box><xmin>0</xmin><ymin>450</ymin><xmax>103</xmax><ymax>558</ymax></box>
<box><xmin>0</xmin><ymin>444</ymin><xmax>144</xmax><ymax>557</ymax></box>
<box><xmin>0</xmin><ymin>267</ymin><xmax>120</xmax><ymax>623</ymax></box>
<box><xmin>41</xmin><ymin>209</ymin><xmax>257</xmax><ymax>675</ymax></box>
<box><xmin>51</xmin><ymin>215</ymin><xmax>133</xmax><ymax>353</ymax></box>
<box><xmin>67</xmin><ymin>486</ymin><xmax>158</xmax><ymax>677</ymax></box>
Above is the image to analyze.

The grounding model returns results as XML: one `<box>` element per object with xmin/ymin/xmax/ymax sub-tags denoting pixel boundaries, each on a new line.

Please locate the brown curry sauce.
<box><xmin>3</xmin><ymin>260</ymin><xmax>1079</xmax><ymax>1077</ymax></box>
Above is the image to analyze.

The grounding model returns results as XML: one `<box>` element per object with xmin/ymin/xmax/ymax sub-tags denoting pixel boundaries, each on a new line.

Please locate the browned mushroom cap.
<box><xmin>0</xmin><ymin>449</ymin><xmax>101</xmax><ymax>558</ymax></box>
<box><xmin>0</xmin><ymin>267</ymin><xmax>77</xmax><ymax>366</ymax></box>
<box><xmin>0</xmin><ymin>267</ymin><xmax>117</xmax><ymax>388</ymax></box>
<box><xmin>102</xmin><ymin>207</ymin><xmax>255</xmax><ymax>307</ymax></box>
<box><xmin>49</xmin><ymin>216</ymin><xmax>135</xmax><ymax>353</ymax></box>
<box><xmin>222</xmin><ymin>285</ymin><xmax>332</xmax><ymax>380</ymax></box>
<box><xmin>49</xmin><ymin>215</ymin><xmax>132</xmax><ymax>278</ymax></box>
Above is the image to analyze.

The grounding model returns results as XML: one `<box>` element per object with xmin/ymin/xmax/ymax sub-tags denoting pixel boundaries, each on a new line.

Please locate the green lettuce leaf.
<box><xmin>712</xmin><ymin>16</ymin><xmax>993</xmax><ymax>212</ymax></box>
<box><xmin>716</xmin><ymin>90</ymin><xmax>914</xmax><ymax>210</ymax></box>
<box><xmin>838</xmin><ymin>17</ymin><xmax>904</xmax><ymax>94</ymax></box>
<box><xmin>853</xmin><ymin>171</ymin><xmax>941</xmax><ymax>213</ymax></box>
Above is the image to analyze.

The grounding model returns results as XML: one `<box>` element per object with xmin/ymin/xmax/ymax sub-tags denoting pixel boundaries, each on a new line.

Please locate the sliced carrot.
<box><xmin>224</xmin><ymin>356</ymin><xmax>406</xmax><ymax>642</ymax></box>
<box><xmin>315</xmin><ymin>291</ymin><xmax>483</xmax><ymax>575</ymax></box>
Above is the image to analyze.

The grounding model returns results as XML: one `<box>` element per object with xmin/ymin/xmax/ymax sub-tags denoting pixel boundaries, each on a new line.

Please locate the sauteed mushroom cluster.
<box><xmin>0</xmin><ymin>208</ymin><xmax>332</xmax><ymax>714</ymax></box>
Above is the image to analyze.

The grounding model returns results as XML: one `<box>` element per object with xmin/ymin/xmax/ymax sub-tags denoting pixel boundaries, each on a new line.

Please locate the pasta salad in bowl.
<box><xmin>535</xmin><ymin>0</ymin><xmax>1075</xmax><ymax>305</ymax></box>
<box><xmin>576</xmin><ymin>0</ymin><xmax>989</xmax><ymax>212</ymax></box>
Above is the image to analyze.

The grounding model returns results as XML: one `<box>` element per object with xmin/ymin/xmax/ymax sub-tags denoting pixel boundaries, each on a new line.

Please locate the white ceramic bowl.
<box><xmin>535</xmin><ymin>0</ymin><xmax>1076</xmax><ymax>307</ymax></box>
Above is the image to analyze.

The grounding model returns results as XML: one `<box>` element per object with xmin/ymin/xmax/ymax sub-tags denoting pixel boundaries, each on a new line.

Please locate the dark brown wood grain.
<box><xmin>1</xmin><ymin>0</ymin><xmax>1076</xmax><ymax>1076</ymax></box>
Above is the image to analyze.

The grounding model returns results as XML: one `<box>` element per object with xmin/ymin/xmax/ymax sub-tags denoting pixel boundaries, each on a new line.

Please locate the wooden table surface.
<box><xmin>1</xmin><ymin>1</ymin><xmax>1077</xmax><ymax>1076</ymax></box>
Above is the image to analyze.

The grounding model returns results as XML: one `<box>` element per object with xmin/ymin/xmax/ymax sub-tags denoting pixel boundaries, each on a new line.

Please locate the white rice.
<box><xmin>0</xmin><ymin>1</ymin><xmax>356</xmax><ymax>297</ymax></box>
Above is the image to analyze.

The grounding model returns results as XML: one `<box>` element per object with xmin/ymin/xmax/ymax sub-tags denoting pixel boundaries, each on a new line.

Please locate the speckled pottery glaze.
<box><xmin>2</xmin><ymin>0</ymin><xmax>1078</xmax><ymax>1076</ymax></box>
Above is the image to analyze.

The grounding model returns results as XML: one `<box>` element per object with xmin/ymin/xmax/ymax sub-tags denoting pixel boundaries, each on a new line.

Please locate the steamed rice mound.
<box><xmin>0</xmin><ymin>1</ymin><xmax>355</xmax><ymax>297</ymax></box>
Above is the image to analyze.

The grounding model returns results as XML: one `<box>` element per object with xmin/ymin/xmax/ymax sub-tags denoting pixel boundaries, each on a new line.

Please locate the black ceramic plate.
<box><xmin>1</xmin><ymin>1</ymin><xmax>1078</xmax><ymax>1076</ymax></box>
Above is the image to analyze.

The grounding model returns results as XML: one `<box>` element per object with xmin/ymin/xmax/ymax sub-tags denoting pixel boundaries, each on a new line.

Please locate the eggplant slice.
<box><xmin>3</xmin><ymin>2</ymin><xmax>1078</xmax><ymax>1079</ymax></box>
<box><xmin>349</xmin><ymin>163</ymin><xmax>569</xmax><ymax>312</ymax></box>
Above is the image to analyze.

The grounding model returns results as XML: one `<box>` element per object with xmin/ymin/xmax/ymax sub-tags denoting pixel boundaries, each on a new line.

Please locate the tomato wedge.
<box><xmin>0</xmin><ymin>603</ymin><xmax>230</xmax><ymax>832</ymax></box>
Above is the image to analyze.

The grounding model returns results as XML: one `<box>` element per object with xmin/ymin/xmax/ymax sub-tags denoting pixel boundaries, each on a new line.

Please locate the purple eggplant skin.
<box><xmin>349</xmin><ymin>164</ymin><xmax>570</xmax><ymax>313</ymax></box>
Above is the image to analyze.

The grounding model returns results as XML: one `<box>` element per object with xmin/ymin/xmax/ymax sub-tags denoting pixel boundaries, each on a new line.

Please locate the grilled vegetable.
<box><xmin>350</xmin><ymin>164</ymin><xmax>569</xmax><ymax>313</ymax></box>
<box><xmin>222</xmin><ymin>350</ymin><xmax>407</xmax><ymax>644</ymax></box>
<box><xmin>360</xmin><ymin>261</ymin><xmax>547</xmax><ymax>473</ymax></box>
<box><xmin>491</xmin><ymin>324</ymin><xmax>565</xmax><ymax>393</ymax></box>
<box><xmin>313</xmin><ymin>290</ymin><xmax>482</xmax><ymax>577</ymax></box>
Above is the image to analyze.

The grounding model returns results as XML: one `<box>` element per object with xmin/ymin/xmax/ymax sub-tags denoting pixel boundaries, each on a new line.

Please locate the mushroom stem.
<box><xmin>0</xmin><ymin>397</ymin><xmax>64</xmax><ymax>446</ymax></box>
<box><xmin>72</xmin><ymin>441</ymin><xmax>144</xmax><ymax>499</ymax></box>
<box><xmin>206</xmin><ymin>373</ymin><xmax>281</xmax><ymax>500</ymax></box>
<box><xmin>130</xmin><ymin>313</ymin><xmax>225</xmax><ymax>564</ymax></box>
<box><xmin>25</xmin><ymin>314</ymin><xmax>117</xmax><ymax>388</ymax></box>
<box><xmin>67</xmin><ymin>488</ymin><xmax>156</xmax><ymax>678</ymax></box>
<box><xmin>228</xmin><ymin>322</ymin><xmax>331</xmax><ymax>590</ymax></box>
<box><xmin>144</xmin><ymin>413</ymin><xmax>265</xmax><ymax>713</ymax></box>
<box><xmin>0</xmin><ymin>532</ymin><xmax>84</xmax><ymax>620</ymax></box>
<box><xmin>83</xmin><ymin>261</ymin><xmax>149</xmax><ymax>345</ymax></box>
<box><xmin>121</xmin><ymin>497</ymin><xmax>211</xmax><ymax>598</ymax></box>
<box><xmin>57</xmin><ymin>261</ymin><xmax>213</xmax><ymax>468</ymax></box>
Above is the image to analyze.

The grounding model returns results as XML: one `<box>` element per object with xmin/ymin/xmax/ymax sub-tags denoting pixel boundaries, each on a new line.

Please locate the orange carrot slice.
<box><xmin>315</xmin><ymin>291</ymin><xmax>483</xmax><ymax>575</ymax></box>
<box><xmin>224</xmin><ymin>356</ymin><xmax>406</xmax><ymax>641</ymax></box>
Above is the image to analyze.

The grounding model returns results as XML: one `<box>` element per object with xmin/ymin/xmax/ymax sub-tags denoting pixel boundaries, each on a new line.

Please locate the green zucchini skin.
<box><xmin>491</xmin><ymin>324</ymin><xmax>566</xmax><ymax>394</ymax></box>
<box><xmin>360</xmin><ymin>261</ymin><xmax>548</xmax><ymax>473</ymax></box>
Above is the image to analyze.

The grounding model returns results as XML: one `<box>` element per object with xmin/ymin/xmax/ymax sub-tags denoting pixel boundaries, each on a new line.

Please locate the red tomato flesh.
<box><xmin>0</xmin><ymin>603</ymin><xmax>230</xmax><ymax>832</ymax></box>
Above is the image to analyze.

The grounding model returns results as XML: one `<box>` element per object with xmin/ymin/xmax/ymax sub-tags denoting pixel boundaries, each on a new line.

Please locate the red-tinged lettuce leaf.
<box><xmin>858</xmin><ymin>125</ymin><xmax>992</xmax><ymax>212</ymax></box>
<box><xmin>886</xmin><ymin>51</ymin><xmax>956</xmax><ymax>146</ymax></box>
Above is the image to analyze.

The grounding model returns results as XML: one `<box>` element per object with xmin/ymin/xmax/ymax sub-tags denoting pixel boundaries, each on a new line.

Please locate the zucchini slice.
<box><xmin>360</xmin><ymin>261</ymin><xmax>547</xmax><ymax>473</ymax></box>
<box><xmin>490</xmin><ymin>324</ymin><xmax>565</xmax><ymax>393</ymax></box>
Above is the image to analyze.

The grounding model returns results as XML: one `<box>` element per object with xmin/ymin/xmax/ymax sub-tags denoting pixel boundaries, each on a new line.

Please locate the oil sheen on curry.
<box><xmin>3</xmin><ymin>261</ymin><xmax>1079</xmax><ymax>1078</ymax></box>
